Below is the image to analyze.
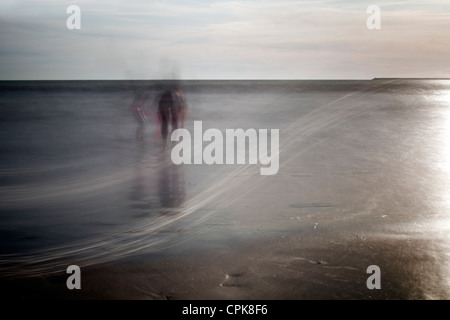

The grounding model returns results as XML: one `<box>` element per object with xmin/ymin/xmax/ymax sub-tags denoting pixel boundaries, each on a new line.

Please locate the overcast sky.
<box><xmin>1</xmin><ymin>0</ymin><xmax>450</xmax><ymax>80</ymax></box>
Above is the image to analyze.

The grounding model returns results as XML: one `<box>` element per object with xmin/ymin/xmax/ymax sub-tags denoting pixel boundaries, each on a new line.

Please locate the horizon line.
<box><xmin>1</xmin><ymin>77</ymin><xmax>450</xmax><ymax>82</ymax></box>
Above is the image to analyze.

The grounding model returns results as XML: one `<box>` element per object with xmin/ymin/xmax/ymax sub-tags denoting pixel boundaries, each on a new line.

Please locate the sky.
<box><xmin>1</xmin><ymin>0</ymin><xmax>450</xmax><ymax>80</ymax></box>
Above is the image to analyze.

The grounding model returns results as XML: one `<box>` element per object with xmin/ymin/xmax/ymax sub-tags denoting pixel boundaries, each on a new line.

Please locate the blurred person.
<box><xmin>158</xmin><ymin>87</ymin><xmax>187</xmax><ymax>145</ymax></box>
<box><xmin>130</xmin><ymin>89</ymin><xmax>151</xmax><ymax>141</ymax></box>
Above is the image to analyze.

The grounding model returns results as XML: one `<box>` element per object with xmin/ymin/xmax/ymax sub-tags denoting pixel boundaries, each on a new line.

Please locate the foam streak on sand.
<box><xmin>278</xmin><ymin>79</ymin><xmax>399</xmax><ymax>168</ymax></box>
<box><xmin>0</xmin><ymin>151</ymin><xmax>265</xmax><ymax>277</ymax></box>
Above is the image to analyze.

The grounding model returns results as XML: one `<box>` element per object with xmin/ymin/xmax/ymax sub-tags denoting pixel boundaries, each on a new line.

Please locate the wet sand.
<box><xmin>2</xmin><ymin>79</ymin><xmax>450</xmax><ymax>300</ymax></box>
<box><xmin>2</xmin><ymin>225</ymin><xmax>448</xmax><ymax>300</ymax></box>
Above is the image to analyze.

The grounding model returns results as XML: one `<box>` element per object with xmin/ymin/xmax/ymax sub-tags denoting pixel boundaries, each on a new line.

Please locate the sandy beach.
<box><xmin>1</xmin><ymin>79</ymin><xmax>450</xmax><ymax>300</ymax></box>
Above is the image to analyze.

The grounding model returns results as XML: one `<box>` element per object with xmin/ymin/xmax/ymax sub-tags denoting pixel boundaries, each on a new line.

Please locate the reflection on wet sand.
<box><xmin>158</xmin><ymin>161</ymin><xmax>185</xmax><ymax>210</ymax></box>
<box><xmin>130</xmin><ymin>144</ymin><xmax>185</xmax><ymax>218</ymax></box>
<box><xmin>129</xmin><ymin>145</ymin><xmax>152</xmax><ymax>207</ymax></box>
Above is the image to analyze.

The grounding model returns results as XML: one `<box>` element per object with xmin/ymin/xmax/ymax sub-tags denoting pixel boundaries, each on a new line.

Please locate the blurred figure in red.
<box><xmin>158</xmin><ymin>87</ymin><xmax>187</xmax><ymax>144</ymax></box>
<box><xmin>130</xmin><ymin>89</ymin><xmax>151</xmax><ymax>141</ymax></box>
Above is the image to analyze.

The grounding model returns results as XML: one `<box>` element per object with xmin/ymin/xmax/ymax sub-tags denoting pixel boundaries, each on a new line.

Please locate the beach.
<box><xmin>1</xmin><ymin>79</ymin><xmax>450</xmax><ymax>299</ymax></box>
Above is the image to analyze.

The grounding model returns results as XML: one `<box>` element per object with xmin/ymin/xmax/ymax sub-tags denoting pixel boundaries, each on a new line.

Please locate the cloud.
<box><xmin>1</xmin><ymin>0</ymin><xmax>449</xmax><ymax>79</ymax></box>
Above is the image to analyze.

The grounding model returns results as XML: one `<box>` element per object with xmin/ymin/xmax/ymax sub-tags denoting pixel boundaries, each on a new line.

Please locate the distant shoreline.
<box><xmin>372</xmin><ymin>77</ymin><xmax>450</xmax><ymax>80</ymax></box>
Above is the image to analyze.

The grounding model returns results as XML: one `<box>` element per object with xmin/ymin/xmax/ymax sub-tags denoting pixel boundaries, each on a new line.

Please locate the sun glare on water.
<box><xmin>430</xmin><ymin>87</ymin><xmax>450</xmax><ymax>294</ymax></box>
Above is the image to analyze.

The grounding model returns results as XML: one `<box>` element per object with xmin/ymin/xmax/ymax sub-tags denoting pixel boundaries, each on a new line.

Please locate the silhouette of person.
<box><xmin>158</xmin><ymin>87</ymin><xmax>186</xmax><ymax>144</ymax></box>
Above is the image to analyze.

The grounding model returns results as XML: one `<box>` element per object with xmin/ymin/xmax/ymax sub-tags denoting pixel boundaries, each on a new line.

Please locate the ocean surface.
<box><xmin>1</xmin><ymin>79</ymin><xmax>450</xmax><ymax>298</ymax></box>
